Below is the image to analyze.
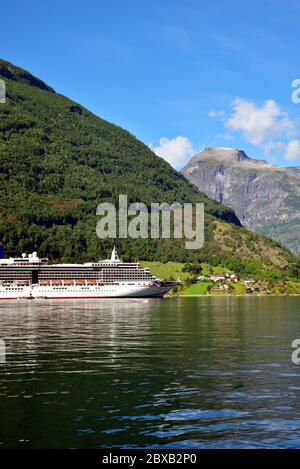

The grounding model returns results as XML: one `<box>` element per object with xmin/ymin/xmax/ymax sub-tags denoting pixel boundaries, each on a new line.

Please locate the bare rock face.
<box><xmin>181</xmin><ymin>147</ymin><xmax>300</xmax><ymax>257</ymax></box>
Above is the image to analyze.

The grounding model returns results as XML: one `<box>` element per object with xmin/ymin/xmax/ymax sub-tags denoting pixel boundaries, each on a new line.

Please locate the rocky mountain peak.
<box><xmin>181</xmin><ymin>148</ymin><xmax>300</xmax><ymax>257</ymax></box>
<box><xmin>201</xmin><ymin>147</ymin><xmax>250</xmax><ymax>161</ymax></box>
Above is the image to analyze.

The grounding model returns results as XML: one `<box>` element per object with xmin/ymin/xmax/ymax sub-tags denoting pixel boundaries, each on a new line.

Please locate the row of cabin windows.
<box><xmin>38</xmin><ymin>284</ymin><xmax>139</xmax><ymax>293</ymax></box>
<box><xmin>39</xmin><ymin>271</ymin><xmax>150</xmax><ymax>274</ymax></box>
<box><xmin>39</xmin><ymin>274</ymin><xmax>152</xmax><ymax>279</ymax></box>
<box><xmin>3</xmin><ymin>285</ymin><xmax>145</xmax><ymax>291</ymax></box>
<box><xmin>0</xmin><ymin>273</ymin><xmax>31</xmax><ymax>275</ymax></box>
<box><xmin>0</xmin><ymin>272</ymin><xmax>151</xmax><ymax>278</ymax></box>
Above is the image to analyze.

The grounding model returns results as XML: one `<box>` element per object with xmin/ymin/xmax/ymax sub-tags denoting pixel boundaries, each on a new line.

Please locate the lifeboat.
<box><xmin>39</xmin><ymin>280</ymin><xmax>49</xmax><ymax>286</ymax></box>
<box><xmin>75</xmin><ymin>279</ymin><xmax>85</xmax><ymax>285</ymax></box>
<box><xmin>86</xmin><ymin>279</ymin><xmax>96</xmax><ymax>285</ymax></box>
<box><xmin>63</xmin><ymin>279</ymin><xmax>74</xmax><ymax>285</ymax></box>
<box><xmin>52</xmin><ymin>279</ymin><xmax>62</xmax><ymax>286</ymax></box>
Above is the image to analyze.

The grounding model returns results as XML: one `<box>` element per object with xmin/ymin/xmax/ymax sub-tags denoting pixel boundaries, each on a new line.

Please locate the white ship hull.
<box><xmin>0</xmin><ymin>248</ymin><xmax>179</xmax><ymax>300</ymax></box>
<box><xmin>0</xmin><ymin>283</ymin><xmax>173</xmax><ymax>300</ymax></box>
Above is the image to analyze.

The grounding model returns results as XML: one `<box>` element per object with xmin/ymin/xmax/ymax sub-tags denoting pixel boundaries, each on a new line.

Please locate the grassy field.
<box><xmin>200</xmin><ymin>263</ymin><xmax>232</xmax><ymax>275</ymax></box>
<box><xmin>140</xmin><ymin>261</ymin><xmax>193</xmax><ymax>282</ymax></box>
<box><xmin>231</xmin><ymin>282</ymin><xmax>247</xmax><ymax>295</ymax></box>
<box><xmin>141</xmin><ymin>261</ymin><xmax>232</xmax><ymax>281</ymax></box>
<box><xmin>180</xmin><ymin>282</ymin><xmax>212</xmax><ymax>296</ymax></box>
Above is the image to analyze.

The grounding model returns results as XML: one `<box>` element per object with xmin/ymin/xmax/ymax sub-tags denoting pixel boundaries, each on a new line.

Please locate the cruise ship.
<box><xmin>0</xmin><ymin>247</ymin><xmax>178</xmax><ymax>299</ymax></box>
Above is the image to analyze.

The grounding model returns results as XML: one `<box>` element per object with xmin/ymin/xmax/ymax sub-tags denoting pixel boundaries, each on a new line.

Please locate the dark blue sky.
<box><xmin>2</xmin><ymin>0</ymin><xmax>300</xmax><ymax>168</ymax></box>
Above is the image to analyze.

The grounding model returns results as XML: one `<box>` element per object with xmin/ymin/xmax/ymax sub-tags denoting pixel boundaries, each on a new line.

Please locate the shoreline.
<box><xmin>174</xmin><ymin>293</ymin><xmax>300</xmax><ymax>297</ymax></box>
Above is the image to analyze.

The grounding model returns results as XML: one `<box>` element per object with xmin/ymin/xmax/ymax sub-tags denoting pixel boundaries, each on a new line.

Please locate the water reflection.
<box><xmin>0</xmin><ymin>297</ymin><xmax>299</xmax><ymax>448</ymax></box>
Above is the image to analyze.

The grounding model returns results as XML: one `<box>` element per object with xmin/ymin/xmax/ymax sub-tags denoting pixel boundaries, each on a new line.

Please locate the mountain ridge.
<box><xmin>0</xmin><ymin>59</ymin><xmax>55</xmax><ymax>93</ymax></box>
<box><xmin>181</xmin><ymin>147</ymin><xmax>300</xmax><ymax>256</ymax></box>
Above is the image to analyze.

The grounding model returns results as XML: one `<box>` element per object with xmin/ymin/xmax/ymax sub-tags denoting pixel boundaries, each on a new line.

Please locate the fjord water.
<box><xmin>0</xmin><ymin>297</ymin><xmax>300</xmax><ymax>449</ymax></box>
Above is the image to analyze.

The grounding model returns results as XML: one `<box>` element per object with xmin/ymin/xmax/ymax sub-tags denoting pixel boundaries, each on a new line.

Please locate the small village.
<box><xmin>196</xmin><ymin>273</ymin><xmax>269</xmax><ymax>294</ymax></box>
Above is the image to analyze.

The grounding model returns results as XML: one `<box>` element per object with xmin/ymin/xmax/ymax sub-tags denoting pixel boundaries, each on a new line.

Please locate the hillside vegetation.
<box><xmin>0</xmin><ymin>59</ymin><xmax>299</xmax><ymax>283</ymax></box>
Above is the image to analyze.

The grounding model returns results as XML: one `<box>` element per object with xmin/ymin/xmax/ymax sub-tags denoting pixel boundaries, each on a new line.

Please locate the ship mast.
<box><xmin>110</xmin><ymin>246</ymin><xmax>120</xmax><ymax>262</ymax></box>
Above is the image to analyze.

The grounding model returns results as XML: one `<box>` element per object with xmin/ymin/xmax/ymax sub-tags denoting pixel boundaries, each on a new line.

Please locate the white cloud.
<box><xmin>225</xmin><ymin>98</ymin><xmax>295</xmax><ymax>146</ymax></box>
<box><xmin>262</xmin><ymin>141</ymin><xmax>285</xmax><ymax>163</ymax></box>
<box><xmin>284</xmin><ymin>139</ymin><xmax>300</xmax><ymax>161</ymax></box>
<box><xmin>210</xmin><ymin>97</ymin><xmax>300</xmax><ymax>162</ymax></box>
<box><xmin>152</xmin><ymin>136</ymin><xmax>196</xmax><ymax>169</ymax></box>
<box><xmin>263</xmin><ymin>139</ymin><xmax>300</xmax><ymax>162</ymax></box>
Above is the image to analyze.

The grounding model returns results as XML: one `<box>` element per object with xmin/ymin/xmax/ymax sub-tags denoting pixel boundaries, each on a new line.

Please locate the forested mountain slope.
<box><xmin>0</xmin><ymin>60</ymin><xmax>298</xmax><ymax>281</ymax></box>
